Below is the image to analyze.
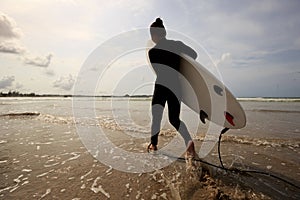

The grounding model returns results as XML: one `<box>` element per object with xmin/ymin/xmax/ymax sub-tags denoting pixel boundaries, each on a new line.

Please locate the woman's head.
<box><xmin>150</xmin><ymin>18</ymin><xmax>166</xmax><ymax>43</ymax></box>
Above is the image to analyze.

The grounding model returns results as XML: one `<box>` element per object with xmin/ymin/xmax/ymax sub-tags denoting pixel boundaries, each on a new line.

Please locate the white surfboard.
<box><xmin>179</xmin><ymin>54</ymin><xmax>246</xmax><ymax>129</ymax></box>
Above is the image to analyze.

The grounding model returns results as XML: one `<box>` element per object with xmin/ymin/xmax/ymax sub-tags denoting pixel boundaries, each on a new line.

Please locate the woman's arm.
<box><xmin>178</xmin><ymin>41</ymin><xmax>197</xmax><ymax>59</ymax></box>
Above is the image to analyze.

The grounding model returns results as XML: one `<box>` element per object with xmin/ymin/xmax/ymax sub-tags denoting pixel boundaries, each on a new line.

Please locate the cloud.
<box><xmin>0</xmin><ymin>76</ymin><xmax>24</xmax><ymax>90</ymax></box>
<box><xmin>53</xmin><ymin>74</ymin><xmax>75</xmax><ymax>91</ymax></box>
<box><xmin>0</xmin><ymin>41</ymin><xmax>25</xmax><ymax>54</ymax></box>
<box><xmin>215</xmin><ymin>52</ymin><xmax>232</xmax><ymax>67</ymax></box>
<box><xmin>0</xmin><ymin>12</ymin><xmax>25</xmax><ymax>54</ymax></box>
<box><xmin>24</xmin><ymin>53</ymin><xmax>53</xmax><ymax>67</ymax></box>
<box><xmin>0</xmin><ymin>76</ymin><xmax>15</xmax><ymax>89</ymax></box>
<box><xmin>0</xmin><ymin>12</ymin><xmax>22</xmax><ymax>39</ymax></box>
<box><xmin>0</xmin><ymin>12</ymin><xmax>53</xmax><ymax>67</ymax></box>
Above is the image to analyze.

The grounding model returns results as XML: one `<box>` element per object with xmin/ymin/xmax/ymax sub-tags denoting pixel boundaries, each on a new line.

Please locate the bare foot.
<box><xmin>185</xmin><ymin>140</ymin><xmax>196</xmax><ymax>159</ymax></box>
<box><xmin>147</xmin><ymin>143</ymin><xmax>157</xmax><ymax>153</ymax></box>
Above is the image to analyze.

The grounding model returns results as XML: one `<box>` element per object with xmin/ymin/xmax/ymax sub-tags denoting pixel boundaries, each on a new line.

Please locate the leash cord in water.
<box><xmin>158</xmin><ymin>127</ymin><xmax>300</xmax><ymax>190</ymax></box>
<box><xmin>216</xmin><ymin>128</ymin><xmax>300</xmax><ymax>190</ymax></box>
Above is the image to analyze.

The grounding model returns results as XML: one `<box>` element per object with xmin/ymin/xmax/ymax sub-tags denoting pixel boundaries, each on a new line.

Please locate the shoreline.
<box><xmin>0</xmin><ymin>97</ymin><xmax>299</xmax><ymax>199</ymax></box>
<box><xmin>1</xmin><ymin>117</ymin><xmax>299</xmax><ymax>199</ymax></box>
<box><xmin>0</xmin><ymin>94</ymin><xmax>299</xmax><ymax>102</ymax></box>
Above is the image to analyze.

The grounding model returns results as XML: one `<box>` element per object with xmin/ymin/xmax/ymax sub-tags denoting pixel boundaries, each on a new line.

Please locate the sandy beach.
<box><xmin>0</xmin><ymin>98</ymin><xmax>299</xmax><ymax>199</ymax></box>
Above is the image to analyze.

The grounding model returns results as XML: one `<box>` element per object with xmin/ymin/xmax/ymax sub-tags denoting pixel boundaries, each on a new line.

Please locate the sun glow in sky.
<box><xmin>0</xmin><ymin>0</ymin><xmax>299</xmax><ymax>97</ymax></box>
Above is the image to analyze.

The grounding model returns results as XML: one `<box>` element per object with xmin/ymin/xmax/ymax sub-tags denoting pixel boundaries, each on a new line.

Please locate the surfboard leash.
<box><xmin>216</xmin><ymin>127</ymin><xmax>300</xmax><ymax>190</ymax></box>
<box><xmin>149</xmin><ymin>127</ymin><xmax>300</xmax><ymax>190</ymax></box>
<box><xmin>218</xmin><ymin>127</ymin><xmax>230</xmax><ymax>169</ymax></box>
<box><xmin>156</xmin><ymin>146</ymin><xmax>300</xmax><ymax>189</ymax></box>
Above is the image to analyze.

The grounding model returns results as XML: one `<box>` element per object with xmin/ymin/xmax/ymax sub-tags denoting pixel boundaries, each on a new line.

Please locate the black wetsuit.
<box><xmin>148</xmin><ymin>38</ymin><xmax>197</xmax><ymax>146</ymax></box>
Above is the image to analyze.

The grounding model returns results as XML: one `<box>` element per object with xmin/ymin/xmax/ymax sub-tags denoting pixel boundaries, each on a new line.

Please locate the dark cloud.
<box><xmin>0</xmin><ymin>76</ymin><xmax>15</xmax><ymax>89</ymax></box>
<box><xmin>0</xmin><ymin>76</ymin><xmax>23</xmax><ymax>90</ymax></box>
<box><xmin>53</xmin><ymin>74</ymin><xmax>75</xmax><ymax>91</ymax></box>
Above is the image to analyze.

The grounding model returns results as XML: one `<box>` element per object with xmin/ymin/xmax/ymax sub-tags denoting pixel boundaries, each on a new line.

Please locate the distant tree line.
<box><xmin>0</xmin><ymin>91</ymin><xmax>68</xmax><ymax>97</ymax></box>
<box><xmin>0</xmin><ymin>91</ymin><xmax>151</xmax><ymax>98</ymax></box>
<box><xmin>0</xmin><ymin>91</ymin><xmax>37</xmax><ymax>97</ymax></box>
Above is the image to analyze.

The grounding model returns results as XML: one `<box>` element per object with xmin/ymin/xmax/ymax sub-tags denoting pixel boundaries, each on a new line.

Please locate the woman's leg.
<box><xmin>167</xmin><ymin>90</ymin><xmax>192</xmax><ymax>146</ymax></box>
<box><xmin>150</xmin><ymin>84</ymin><xmax>167</xmax><ymax>146</ymax></box>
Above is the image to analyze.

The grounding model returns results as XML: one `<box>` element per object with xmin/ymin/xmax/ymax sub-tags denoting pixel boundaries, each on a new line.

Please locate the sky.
<box><xmin>0</xmin><ymin>0</ymin><xmax>299</xmax><ymax>97</ymax></box>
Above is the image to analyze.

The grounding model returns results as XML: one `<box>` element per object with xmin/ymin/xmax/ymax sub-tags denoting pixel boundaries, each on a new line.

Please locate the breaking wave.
<box><xmin>2</xmin><ymin>111</ymin><xmax>299</xmax><ymax>149</ymax></box>
<box><xmin>237</xmin><ymin>97</ymin><xmax>300</xmax><ymax>102</ymax></box>
<box><xmin>37</xmin><ymin>114</ymin><xmax>74</xmax><ymax>125</ymax></box>
<box><xmin>194</xmin><ymin>135</ymin><xmax>299</xmax><ymax>149</ymax></box>
<box><xmin>247</xmin><ymin>109</ymin><xmax>300</xmax><ymax>113</ymax></box>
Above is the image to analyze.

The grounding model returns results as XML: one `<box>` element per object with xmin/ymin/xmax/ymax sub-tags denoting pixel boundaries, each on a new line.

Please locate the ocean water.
<box><xmin>0</xmin><ymin>96</ymin><xmax>299</xmax><ymax>149</ymax></box>
<box><xmin>0</xmin><ymin>97</ymin><xmax>299</xmax><ymax>199</ymax></box>
<box><xmin>0</xmin><ymin>97</ymin><xmax>299</xmax><ymax>152</ymax></box>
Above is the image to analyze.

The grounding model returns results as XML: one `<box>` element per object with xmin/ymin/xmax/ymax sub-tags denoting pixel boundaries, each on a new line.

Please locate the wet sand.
<box><xmin>0</xmin><ymin>116</ymin><xmax>299</xmax><ymax>200</ymax></box>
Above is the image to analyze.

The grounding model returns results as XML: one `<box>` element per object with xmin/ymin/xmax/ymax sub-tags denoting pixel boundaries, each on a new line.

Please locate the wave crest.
<box><xmin>194</xmin><ymin>135</ymin><xmax>299</xmax><ymax>149</ymax></box>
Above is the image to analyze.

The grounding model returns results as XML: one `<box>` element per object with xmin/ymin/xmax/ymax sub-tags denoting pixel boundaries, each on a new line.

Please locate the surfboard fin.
<box><xmin>200</xmin><ymin>110</ymin><xmax>208</xmax><ymax>124</ymax></box>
